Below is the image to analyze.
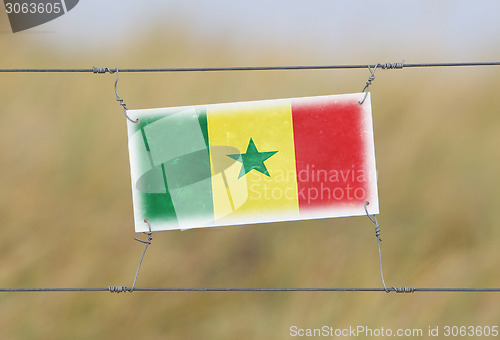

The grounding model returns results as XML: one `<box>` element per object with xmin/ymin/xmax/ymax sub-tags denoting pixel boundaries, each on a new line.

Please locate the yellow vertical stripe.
<box><xmin>207</xmin><ymin>100</ymin><xmax>299</xmax><ymax>225</ymax></box>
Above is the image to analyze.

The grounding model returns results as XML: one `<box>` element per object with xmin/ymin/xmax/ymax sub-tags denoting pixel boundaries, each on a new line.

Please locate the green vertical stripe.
<box><xmin>197</xmin><ymin>107</ymin><xmax>210</xmax><ymax>148</ymax></box>
<box><xmin>140</xmin><ymin>128</ymin><xmax>151</xmax><ymax>151</ymax></box>
<box><xmin>161</xmin><ymin>163</ymin><xmax>169</xmax><ymax>193</ymax></box>
<box><xmin>132</xmin><ymin>107</ymin><xmax>214</xmax><ymax>228</ymax></box>
<box><xmin>136</xmin><ymin>127</ymin><xmax>177</xmax><ymax>225</ymax></box>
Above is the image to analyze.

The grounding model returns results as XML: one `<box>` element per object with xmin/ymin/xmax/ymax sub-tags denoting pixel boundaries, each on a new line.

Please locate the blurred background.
<box><xmin>0</xmin><ymin>1</ymin><xmax>499</xmax><ymax>339</ymax></box>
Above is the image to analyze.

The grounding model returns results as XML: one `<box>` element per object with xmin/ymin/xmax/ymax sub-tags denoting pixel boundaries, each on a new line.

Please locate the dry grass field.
<box><xmin>0</xmin><ymin>14</ymin><xmax>499</xmax><ymax>340</ymax></box>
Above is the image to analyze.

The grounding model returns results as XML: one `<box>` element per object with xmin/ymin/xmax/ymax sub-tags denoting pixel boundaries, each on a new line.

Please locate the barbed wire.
<box><xmin>0</xmin><ymin>61</ymin><xmax>499</xmax><ymax>73</ymax></box>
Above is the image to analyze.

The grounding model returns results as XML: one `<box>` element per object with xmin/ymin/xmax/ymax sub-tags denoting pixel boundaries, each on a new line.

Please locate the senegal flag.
<box><xmin>127</xmin><ymin>93</ymin><xmax>378</xmax><ymax>232</ymax></box>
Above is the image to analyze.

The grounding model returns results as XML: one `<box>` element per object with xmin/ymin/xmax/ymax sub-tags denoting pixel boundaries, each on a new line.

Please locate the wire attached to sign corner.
<box><xmin>364</xmin><ymin>201</ymin><xmax>415</xmax><ymax>294</ymax></box>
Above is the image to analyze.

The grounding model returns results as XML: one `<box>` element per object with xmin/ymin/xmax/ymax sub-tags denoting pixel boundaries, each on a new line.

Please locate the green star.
<box><xmin>228</xmin><ymin>138</ymin><xmax>278</xmax><ymax>179</ymax></box>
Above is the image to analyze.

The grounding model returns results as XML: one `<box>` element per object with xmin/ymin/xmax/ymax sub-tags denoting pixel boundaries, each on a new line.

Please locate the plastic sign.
<box><xmin>126</xmin><ymin>93</ymin><xmax>379</xmax><ymax>232</ymax></box>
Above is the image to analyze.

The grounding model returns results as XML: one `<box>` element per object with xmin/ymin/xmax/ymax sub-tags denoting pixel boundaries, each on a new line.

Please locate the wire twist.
<box><xmin>107</xmin><ymin>220</ymin><xmax>153</xmax><ymax>294</ymax></box>
<box><xmin>391</xmin><ymin>286</ymin><xmax>415</xmax><ymax>293</ymax></box>
<box><xmin>129</xmin><ymin>219</ymin><xmax>154</xmax><ymax>292</ymax></box>
<box><xmin>380</xmin><ymin>61</ymin><xmax>404</xmax><ymax>69</ymax></box>
<box><xmin>358</xmin><ymin>61</ymin><xmax>404</xmax><ymax>105</ymax></box>
<box><xmin>358</xmin><ymin>64</ymin><xmax>378</xmax><ymax>105</ymax></box>
<box><xmin>92</xmin><ymin>67</ymin><xmax>115</xmax><ymax>74</ymax></box>
<box><xmin>364</xmin><ymin>202</ymin><xmax>416</xmax><ymax>294</ymax></box>
<box><xmin>113</xmin><ymin>68</ymin><xmax>139</xmax><ymax>123</ymax></box>
<box><xmin>364</xmin><ymin>201</ymin><xmax>382</xmax><ymax>241</ymax></box>
<box><xmin>364</xmin><ymin>201</ymin><xmax>387</xmax><ymax>291</ymax></box>
<box><xmin>108</xmin><ymin>286</ymin><xmax>129</xmax><ymax>293</ymax></box>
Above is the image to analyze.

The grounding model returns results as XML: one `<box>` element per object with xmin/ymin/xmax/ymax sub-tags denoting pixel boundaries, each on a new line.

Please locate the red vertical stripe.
<box><xmin>291</xmin><ymin>97</ymin><xmax>369</xmax><ymax>210</ymax></box>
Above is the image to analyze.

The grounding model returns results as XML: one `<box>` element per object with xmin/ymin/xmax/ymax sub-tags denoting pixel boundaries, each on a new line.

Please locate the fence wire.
<box><xmin>0</xmin><ymin>287</ymin><xmax>499</xmax><ymax>294</ymax></box>
<box><xmin>0</xmin><ymin>60</ymin><xmax>499</xmax><ymax>294</ymax></box>
<box><xmin>0</xmin><ymin>61</ymin><xmax>499</xmax><ymax>73</ymax></box>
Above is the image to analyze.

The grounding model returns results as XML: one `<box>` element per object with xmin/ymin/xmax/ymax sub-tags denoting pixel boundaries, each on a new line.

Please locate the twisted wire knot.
<box><xmin>108</xmin><ymin>286</ymin><xmax>129</xmax><ymax>293</ymax></box>
<box><xmin>359</xmin><ymin>61</ymin><xmax>404</xmax><ymax>104</ymax></box>
<box><xmin>364</xmin><ymin>201</ymin><xmax>382</xmax><ymax>242</ymax></box>
<box><xmin>93</xmin><ymin>66</ymin><xmax>138</xmax><ymax>122</ymax></box>
<box><xmin>362</xmin><ymin>70</ymin><xmax>376</xmax><ymax>93</ymax></box>
<box><xmin>374</xmin><ymin>221</ymin><xmax>382</xmax><ymax>242</ymax></box>
<box><xmin>391</xmin><ymin>286</ymin><xmax>416</xmax><ymax>293</ymax></box>
<box><xmin>380</xmin><ymin>61</ymin><xmax>404</xmax><ymax>69</ymax></box>
<box><xmin>92</xmin><ymin>67</ymin><xmax>116</xmax><ymax>74</ymax></box>
<box><xmin>358</xmin><ymin>64</ymin><xmax>378</xmax><ymax>105</ymax></box>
